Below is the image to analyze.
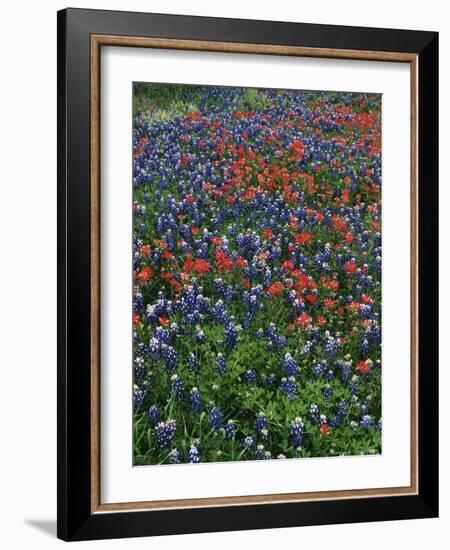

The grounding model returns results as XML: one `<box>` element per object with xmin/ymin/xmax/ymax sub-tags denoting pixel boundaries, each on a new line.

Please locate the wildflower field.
<box><xmin>132</xmin><ymin>83</ymin><xmax>382</xmax><ymax>465</ymax></box>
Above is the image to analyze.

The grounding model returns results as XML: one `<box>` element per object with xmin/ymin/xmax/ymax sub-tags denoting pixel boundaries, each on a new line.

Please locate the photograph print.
<box><xmin>131</xmin><ymin>83</ymin><xmax>382</xmax><ymax>466</ymax></box>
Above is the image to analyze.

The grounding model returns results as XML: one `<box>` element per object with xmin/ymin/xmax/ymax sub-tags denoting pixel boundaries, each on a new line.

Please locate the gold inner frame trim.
<box><xmin>90</xmin><ymin>34</ymin><xmax>419</xmax><ymax>514</ymax></box>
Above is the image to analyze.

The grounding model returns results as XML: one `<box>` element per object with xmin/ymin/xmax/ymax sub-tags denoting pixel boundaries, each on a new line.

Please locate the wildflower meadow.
<box><xmin>132</xmin><ymin>83</ymin><xmax>382</xmax><ymax>466</ymax></box>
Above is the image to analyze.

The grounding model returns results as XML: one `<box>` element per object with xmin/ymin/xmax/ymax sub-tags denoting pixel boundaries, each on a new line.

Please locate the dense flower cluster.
<box><xmin>132</xmin><ymin>84</ymin><xmax>382</xmax><ymax>465</ymax></box>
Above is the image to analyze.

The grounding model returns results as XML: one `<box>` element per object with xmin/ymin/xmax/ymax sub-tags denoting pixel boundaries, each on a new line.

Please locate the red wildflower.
<box><xmin>306</xmin><ymin>293</ymin><xmax>318</xmax><ymax>305</ymax></box>
<box><xmin>183</xmin><ymin>256</ymin><xmax>195</xmax><ymax>272</ymax></box>
<box><xmin>136</xmin><ymin>266</ymin><xmax>154</xmax><ymax>283</ymax></box>
<box><xmin>282</xmin><ymin>259</ymin><xmax>295</xmax><ymax>272</ymax></box>
<box><xmin>343</xmin><ymin>261</ymin><xmax>358</xmax><ymax>276</ymax></box>
<box><xmin>263</xmin><ymin>229</ymin><xmax>273</xmax><ymax>239</ymax></box>
<box><xmin>356</xmin><ymin>359</ymin><xmax>372</xmax><ymax>376</ymax></box>
<box><xmin>295</xmin><ymin>313</ymin><xmax>312</xmax><ymax>329</ymax></box>
<box><xmin>193</xmin><ymin>259</ymin><xmax>212</xmax><ymax>276</ymax></box>
<box><xmin>133</xmin><ymin>314</ymin><xmax>141</xmax><ymax>326</ymax></box>
<box><xmin>324</xmin><ymin>298</ymin><xmax>337</xmax><ymax>310</ymax></box>
<box><xmin>290</xmin><ymin>140</ymin><xmax>305</xmax><ymax>156</ymax></box>
<box><xmin>170</xmin><ymin>280</ymin><xmax>183</xmax><ymax>292</ymax></box>
<box><xmin>159</xmin><ymin>317</ymin><xmax>170</xmax><ymax>327</ymax></box>
<box><xmin>320</xmin><ymin>424</ymin><xmax>331</xmax><ymax>436</ymax></box>
<box><xmin>215</xmin><ymin>251</ymin><xmax>234</xmax><ymax>271</ymax></box>
<box><xmin>140</xmin><ymin>244</ymin><xmax>151</xmax><ymax>258</ymax></box>
<box><xmin>332</xmin><ymin>216</ymin><xmax>347</xmax><ymax>232</ymax></box>
<box><xmin>292</xmin><ymin>270</ymin><xmax>310</xmax><ymax>292</ymax></box>
<box><xmin>244</xmin><ymin>187</ymin><xmax>256</xmax><ymax>200</ymax></box>
<box><xmin>348</xmin><ymin>301</ymin><xmax>361</xmax><ymax>313</ymax></box>
<box><xmin>341</xmin><ymin>189</ymin><xmax>351</xmax><ymax>203</ymax></box>
<box><xmin>317</xmin><ymin>315</ymin><xmax>327</xmax><ymax>327</ymax></box>
<box><xmin>268</xmin><ymin>282</ymin><xmax>283</xmax><ymax>298</ymax></box>
<box><xmin>295</xmin><ymin>232</ymin><xmax>314</xmax><ymax>246</ymax></box>
<box><xmin>323</xmin><ymin>279</ymin><xmax>339</xmax><ymax>292</ymax></box>
<box><xmin>344</xmin><ymin>232</ymin><xmax>355</xmax><ymax>243</ymax></box>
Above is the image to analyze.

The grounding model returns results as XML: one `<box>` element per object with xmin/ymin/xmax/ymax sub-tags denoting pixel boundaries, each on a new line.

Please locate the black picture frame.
<box><xmin>57</xmin><ymin>7</ymin><xmax>438</xmax><ymax>541</ymax></box>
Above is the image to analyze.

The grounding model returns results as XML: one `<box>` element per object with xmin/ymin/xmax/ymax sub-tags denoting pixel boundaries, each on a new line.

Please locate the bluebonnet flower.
<box><xmin>170</xmin><ymin>374</ymin><xmax>184</xmax><ymax>399</ymax></box>
<box><xmin>209</xmin><ymin>406</ymin><xmax>224</xmax><ymax>431</ymax></box>
<box><xmin>188</xmin><ymin>443</ymin><xmax>201</xmax><ymax>463</ymax></box>
<box><xmin>323</xmin><ymin>331</ymin><xmax>340</xmax><ymax>358</ymax></box>
<box><xmin>263</xmin><ymin>372</ymin><xmax>277</xmax><ymax>387</ymax></box>
<box><xmin>255</xmin><ymin>328</ymin><xmax>264</xmax><ymax>340</ymax></box>
<box><xmin>361</xmin><ymin>336</ymin><xmax>370</xmax><ymax>355</ymax></box>
<box><xmin>216</xmin><ymin>353</ymin><xmax>227</xmax><ymax>374</ymax></box>
<box><xmin>266</xmin><ymin>323</ymin><xmax>287</xmax><ymax>350</ymax></box>
<box><xmin>256</xmin><ymin>444</ymin><xmax>267</xmax><ymax>460</ymax></box>
<box><xmin>155</xmin><ymin>420</ymin><xmax>177</xmax><ymax>449</ymax></box>
<box><xmin>283</xmin><ymin>353</ymin><xmax>298</xmax><ymax>377</ymax></box>
<box><xmin>314</xmin><ymin>361</ymin><xmax>327</xmax><ymax>379</ymax></box>
<box><xmin>325</xmin><ymin>369</ymin><xmax>335</xmax><ymax>382</ymax></box>
<box><xmin>290</xmin><ymin>417</ymin><xmax>304</xmax><ymax>448</ymax></box>
<box><xmin>224</xmin><ymin>322</ymin><xmax>239</xmax><ymax>349</ymax></box>
<box><xmin>280</xmin><ymin>376</ymin><xmax>298</xmax><ymax>401</ymax></box>
<box><xmin>254</xmin><ymin>411</ymin><xmax>268</xmax><ymax>432</ymax></box>
<box><xmin>244</xmin><ymin>436</ymin><xmax>255</xmax><ymax>448</ymax></box>
<box><xmin>225</xmin><ymin>420</ymin><xmax>237</xmax><ymax>441</ymax></box>
<box><xmin>336</xmin><ymin>399</ymin><xmax>348</xmax><ymax>424</ymax></box>
<box><xmin>323</xmin><ymin>384</ymin><xmax>332</xmax><ymax>402</ymax></box>
<box><xmin>161</xmin><ymin>345</ymin><xmax>178</xmax><ymax>372</ymax></box>
<box><xmin>196</xmin><ymin>327</ymin><xmax>207</xmax><ymax>344</ymax></box>
<box><xmin>133</xmin><ymin>291</ymin><xmax>144</xmax><ymax>313</ymax></box>
<box><xmin>133</xmin><ymin>385</ymin><xmax>143</xmax><ymax>411</ymax></box>
<box><xmin>255</xmin><ymin>412</ymin><xmax>269</xmax><ymax>441</ymax></box>
<box><xmin>147</xmin><ymin>405</ymin><xmax>161</xmax><ymax>427</ymax></box>
<box><xmin>168</xmin><ymin>448</ymin><xmax>181</xmax><ymax>464</ymax></box>
<box><xmin>309</xmin><ymin>403</ymin><xmax>320</xmax><ymax>423</ymax></box>
<box><xmin>134</xmin><ymin>355</ymin><xmax>147</xmax><ymax>387</ymax></box>
<box><xmin>154</xmin><ymin>326</ymin><xmax>170</xmax><ymax>345</ymax></box>
<box><xmin>189</xmin><ymin>387</ymin><xmax>202</xmax><ymax>413</ymax></box>
<box><xmin>349</xmin><ymin>374</ymin><xmax>359</xmax><ymax>396</ymax></box>
<box><xmin>337</xmin><ymin>358</ymin><xmax>352</xmax><ymax>381</ymax></box>
<box><xmin>212</xmin><ymin>300</ymin><xmax>229</xmax><ymax>324</ymax></box>
<box><xmin>188</xmin><ymin>352</ymin><xmax>201</xmax><ymax>372</ymax></box>
<box><xmin>361</xmin><ymin>415</ymin><xmax>373</xmax><ymax>429</ymax></box>
<box><xmin>169</xmin><ymin>322</ymin><xmax>180</xmax><ymax>339</ymax></box>
<box><xmin>244</xmin><ymin>369</ymin><xmax>258</xmax><ymax>385</ymax></box>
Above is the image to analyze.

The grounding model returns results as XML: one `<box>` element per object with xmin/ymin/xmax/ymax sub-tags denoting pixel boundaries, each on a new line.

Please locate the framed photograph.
<box><xmin>57</xmin><ymin>8</ymin><xmax>438</xmax><ymax>541</ymax></box>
